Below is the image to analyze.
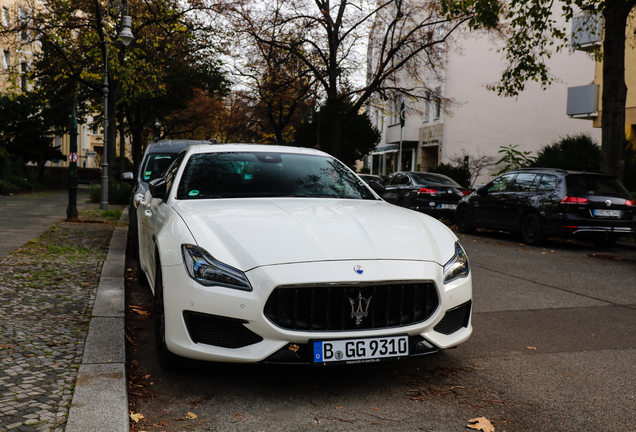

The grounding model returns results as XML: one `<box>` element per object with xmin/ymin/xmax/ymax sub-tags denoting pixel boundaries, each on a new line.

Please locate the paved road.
<box><xmin>126</xmin><ymin>231</ymin><xmax>636</xmax><ymax>431</ymax></box>
<box><xmin>0</xmin><ymin>190</ymin><xmax>90</xmax><ymax>258</ymax></box>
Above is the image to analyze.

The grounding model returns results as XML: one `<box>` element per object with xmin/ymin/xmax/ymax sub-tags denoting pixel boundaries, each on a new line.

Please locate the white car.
<box><xmin>137</xmin><ymin>144</ymin><xmax>472</xmax><ymax>370</ymax></box>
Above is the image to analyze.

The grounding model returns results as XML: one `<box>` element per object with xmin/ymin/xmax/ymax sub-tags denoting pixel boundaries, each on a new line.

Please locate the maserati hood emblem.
<box><xmin>605</xmin><ymin>200</ymin><xmax>612</xmax><ymax>208</ymax></box>
<box><xmin>348</xmin><ymin>291</ymin><xmax>372</xmax><ymax>326</ymax></box>
<box><xmin>353</xmin><ymin>265</ymin><xmax>364</xmax><ymax>275</ymax></box>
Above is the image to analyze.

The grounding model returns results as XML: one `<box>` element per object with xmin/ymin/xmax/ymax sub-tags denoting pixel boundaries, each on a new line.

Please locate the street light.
<box><xmin>100</xmin><ymin>1</ymin><xmax>134</xmax><ymax>211</ymax></box>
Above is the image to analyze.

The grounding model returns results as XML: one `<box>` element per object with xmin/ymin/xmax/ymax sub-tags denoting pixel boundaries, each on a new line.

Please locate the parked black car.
<box><xmin>121</xmin><ymin>140</ymin><xmax>210</xmax><ymax>257</ymax></box>
<box><xmin>382</xmin><ymin>171</ymin><xmax>471</xmax><ymax>219</ymax></box>
<box><xmin>455</xmin><ymin>168</ymin><xmax>636</xmax><ymax>246</ymax></box>
<box><xmin>358</xmin><ymin>173</ymin><xmax>384</xmax><ymax>185</ymax></box>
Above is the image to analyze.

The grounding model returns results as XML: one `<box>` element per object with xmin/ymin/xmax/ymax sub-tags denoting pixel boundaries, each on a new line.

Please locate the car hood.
<box><xmin>172</xmin><ymin>198</ymin><xmax>457</xmax><ymax>271</ymax></box>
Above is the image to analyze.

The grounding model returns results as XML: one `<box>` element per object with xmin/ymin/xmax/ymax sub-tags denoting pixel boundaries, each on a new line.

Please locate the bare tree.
<box><xmin>225</xmin><ymin>0</ymin><xmax>501</xmax><ymax>159</ymax></box>
<box><xmin>449</xmin><ymin>148</ymin><xmax>497</xmax><ymax>188</ymax></box>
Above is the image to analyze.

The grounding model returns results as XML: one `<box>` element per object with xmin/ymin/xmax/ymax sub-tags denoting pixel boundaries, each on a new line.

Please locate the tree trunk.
<box><xmin>601</xmin><ymin>2</ymin><xmax>634</xmax><ymax>182</ymax></box>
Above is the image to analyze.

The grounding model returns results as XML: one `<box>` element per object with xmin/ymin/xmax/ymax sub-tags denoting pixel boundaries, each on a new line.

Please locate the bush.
<box><xmin>428</xmin><ymin>162</ymin><xmax>470</xmax><ymax>187</ymax></box>
<box><xmin>89</xmin><ymin>181</ymin><xmax>132</xmax><ymax>205</ymax></box>
<box><xmin>532</xmin><ymin>133</ymin><xmax>601</xmax><ymax>171</ymax></box>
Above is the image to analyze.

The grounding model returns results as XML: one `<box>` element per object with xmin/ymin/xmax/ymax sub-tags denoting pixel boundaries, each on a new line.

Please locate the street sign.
<box><xmin>68</xmin><ymin>152</ymin><xmax>79</xmax><ymax>163</ymax></box>
<box><xmin>86</xmin><ymin>151</ymin><xmax>97</xmax><ymax>158</ymax></box>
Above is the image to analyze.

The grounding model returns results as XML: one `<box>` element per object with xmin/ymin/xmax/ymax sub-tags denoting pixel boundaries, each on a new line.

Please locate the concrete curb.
<box><xmin>66</xmin><ymin>209</ymin><xmax>129</xmax><ymax>432</ymax></box>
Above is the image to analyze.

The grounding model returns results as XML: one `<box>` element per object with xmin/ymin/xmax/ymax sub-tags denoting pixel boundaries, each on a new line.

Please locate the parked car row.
<box><xmin>360</xmin><ymin>168</ymin><xmax>635</xmax><ymax>247</ymax></box>
<box><xmin>123</xmin><ymin>143</ymin><xmax>473</xmax><ymax>370</ymax></box>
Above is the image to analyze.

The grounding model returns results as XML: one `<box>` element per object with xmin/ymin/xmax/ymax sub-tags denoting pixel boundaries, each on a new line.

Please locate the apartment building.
<box><xmin>367</xmin><ymin>8</ymin><xmax>601</xmax><ymax>187</ymax></box>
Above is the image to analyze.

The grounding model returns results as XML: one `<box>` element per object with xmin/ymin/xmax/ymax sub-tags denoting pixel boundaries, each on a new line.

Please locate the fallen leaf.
<box><xmin>186</xmin><ymin>412</ymin><xmax>198</xmax><ymax>419</ymax></box>
<box><xmin>130</xmin><ymin>412</ymin><xmax>145</xmax><ymax>423</ymax></box>
<box><xmin>468</xmin><ymin>417</ymin><xmax>495</xmax><ymax>432</ymax></box>
<box><xmin>527</xmin><ymin>346</ymin><xmax>537</xmax><ymax>350</ymax></box>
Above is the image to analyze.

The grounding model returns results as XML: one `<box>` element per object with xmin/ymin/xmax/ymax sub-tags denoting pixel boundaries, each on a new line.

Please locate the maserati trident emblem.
<box><xmin>348</xmin><ymin>291</ymin><xmax>372</xmax><ymax>326</ymax></box>
<box><xmin>353</xmin><ymin>265</ymin><xmax>364</xmax><ymax>275</ymax></box>
<box><xmin>605</xmin><ymin>200</ymin><xmax>612</xmax><ymax>208</ymax></box>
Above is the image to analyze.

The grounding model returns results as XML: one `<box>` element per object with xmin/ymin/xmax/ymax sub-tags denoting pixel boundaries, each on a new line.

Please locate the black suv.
<box><xmin>455</xmin><ymin>168</ymin><xmax>635</xmax><ymax>246</ymax></box>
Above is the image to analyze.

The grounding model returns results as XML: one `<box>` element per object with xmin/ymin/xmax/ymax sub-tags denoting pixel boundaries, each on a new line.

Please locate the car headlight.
<box><xmin>443</xmin><ymin>241</ymin><xmax>470</xmax><ymax>284</ymax></box>
<box><xmin>181</xmin><ymin>244</ymin><xmax>252</xmax><ymax>291</ymax></box>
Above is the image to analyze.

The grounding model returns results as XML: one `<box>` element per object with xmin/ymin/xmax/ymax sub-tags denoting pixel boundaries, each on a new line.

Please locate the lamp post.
<box><xmin>100</xmin><ymin>0</ymin><xmax>134</xmax><ymax>211</ymax></box>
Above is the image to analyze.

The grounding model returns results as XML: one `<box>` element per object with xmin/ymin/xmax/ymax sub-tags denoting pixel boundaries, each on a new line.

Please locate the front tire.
<box><xmin>154</xmin><ymin>259</ymin><xmax>181</xmax><ymax>371</ymax></box>
<box><xmin>521</xmin><ymin>213</ymin><xmax>544</xmax><ymax>246</ymax></box>
<box><xmin>456</xmin><ymin>207</ymin><xmax>474</xmax><ymax>234</ymax></box>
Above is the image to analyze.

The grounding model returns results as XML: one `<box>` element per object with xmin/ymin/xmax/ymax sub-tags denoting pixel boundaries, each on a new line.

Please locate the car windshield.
<box><xmin>566</xmin><ymin>175</ymin><xmax>631</xmax><ymax>197</ymax></box>
<box><xmin>142</xmin><ymin>154</ymin><xmax>176</xmax><ymax>183</ymax></box>
<box><xmin>410</xmin><ymin>173</ymin><xmax>460</xmax><ymax>186</ymax></box>
<box><xmin>176</xmin><ymin>152</ymin><xmax>377</xmax><ymax>200</ymax></box>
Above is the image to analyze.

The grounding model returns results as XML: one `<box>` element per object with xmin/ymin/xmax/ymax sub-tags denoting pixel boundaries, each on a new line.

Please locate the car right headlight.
<box><xmin>443</xmin><ymin>241</ymin><xmax>470</xmax><ymax>284</ymax></box>
<box><xmin>181</xmin><ymin>244</ymin><xmax>252</xmax><ymax>291</ymax></box>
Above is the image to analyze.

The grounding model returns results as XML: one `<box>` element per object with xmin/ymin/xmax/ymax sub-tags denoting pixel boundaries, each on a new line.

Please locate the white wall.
<box><xmin>442</xmin><ymin>32</ymin><xmax>601</xmax><ymax>186</ymax></box>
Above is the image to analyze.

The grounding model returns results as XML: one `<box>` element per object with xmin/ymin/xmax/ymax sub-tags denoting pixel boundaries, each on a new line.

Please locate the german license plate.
<box><xmin>312</xmin><ymin>335</ymin><xmax>409</xmax><ymax>366</ymax></box>
<box><xmin>593</xmin><ymin>209</ymin><xmax>621</xmax><ymax>217</ymax></box>
<box><xmin>440</xmin><ymin>204</ymin><xmax>457</xmax><ymax>210</ymax></box>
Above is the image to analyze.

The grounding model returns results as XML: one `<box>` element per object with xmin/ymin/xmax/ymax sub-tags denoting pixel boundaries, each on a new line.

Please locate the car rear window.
<box><xmin>566</xmin><ymin>175</ymin><xmax>630</xmax><ymax>197</ymax></box>
<box><xmin>176</xmin><ymin>152</ymin><xmax>377</xmax><ymax>200</ymax></box>
<box><xmin>410</xmin><ymin>173</ymin><xmax>460</xmax><ymax>186</ymax></box>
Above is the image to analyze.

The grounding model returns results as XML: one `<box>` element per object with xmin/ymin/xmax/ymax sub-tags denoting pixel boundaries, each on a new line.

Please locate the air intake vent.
<box><xmin>433</xmin><ymin>301</ymin><xmax>472</xmax><ymax>335</ymax></box>
<box><xmin>183</xmin><ymin>312</ymin><xmax>263</xmax><ymax>348</ymax></box>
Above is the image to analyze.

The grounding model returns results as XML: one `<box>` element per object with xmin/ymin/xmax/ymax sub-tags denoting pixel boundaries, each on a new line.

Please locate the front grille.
<box><xmin>264</xmin><ymin>282</ymin><xmax>439</xmax><ymax>331</ymax></box>
<box><xmin>433</xmin><ymin>301</ymin><xmax>472</xmax><ymax>335</ymax></box>
<box><xmin>183</xmin><ymin>311</ymin><xmax>263</xmax><ymax>348</ymax></box>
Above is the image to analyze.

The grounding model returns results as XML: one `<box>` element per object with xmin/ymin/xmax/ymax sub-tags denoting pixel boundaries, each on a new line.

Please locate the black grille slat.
<box><xmin>264</xmin><ymin>283</ymin><xmax>439</xmax><ymax>331</ymax></box>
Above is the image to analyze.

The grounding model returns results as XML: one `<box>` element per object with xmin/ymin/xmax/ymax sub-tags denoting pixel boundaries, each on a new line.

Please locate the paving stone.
<box><xmin>0</xmin><ymin>222</ymin><xmax>114</xmax><ymax>431</ymax></box>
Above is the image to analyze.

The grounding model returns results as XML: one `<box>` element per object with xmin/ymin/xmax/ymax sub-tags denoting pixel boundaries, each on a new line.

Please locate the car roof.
<box><xmin>185</xmin><ymin>143</ymin><xmax>330</xmax><ymax>157</ymax></box>
<box><xmin>145</xmin><ymin>139</ymin><xmax>212</xmax><ymax>155</ymax></box>
<box><xmin>510</xmin><ymin>168</ymin><xmax>613</xmax><ymax>177</ymax></box>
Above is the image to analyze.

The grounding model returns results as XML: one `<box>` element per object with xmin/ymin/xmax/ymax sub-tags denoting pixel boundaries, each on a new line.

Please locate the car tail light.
<box><xmin>626</xmin><ymin>199</ymin><xmax>636</xmax><ymax>207</ymax></box>
<box><xmin>461</xmin><ymin>190</ymin><xmax>471</xmax><ymax>196</ymax></box>
<box><xmin>561</xmin><ymin>196</ymin><xmax>589</xmax><ymax>205</ymax></box>
<box><xmin>418</xmin><ymin>188</ymin><xmax>438</xmax><ymax>195</ymax></box>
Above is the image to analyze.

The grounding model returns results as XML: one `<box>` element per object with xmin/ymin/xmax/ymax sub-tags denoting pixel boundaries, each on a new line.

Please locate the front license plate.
<box><xmin>312</xmin><ymin>335</ymin><xmax>409</xmax><ymax>366</ymax></box>
<box><xmin>593</xmin><ymin>209</ymin><xmax>621</xmax><ymax>217</ymax></box>
<box><xmin>440</xmin><ymin>203</ymin><xmax>457</xmax><ymax>210</ymax></box>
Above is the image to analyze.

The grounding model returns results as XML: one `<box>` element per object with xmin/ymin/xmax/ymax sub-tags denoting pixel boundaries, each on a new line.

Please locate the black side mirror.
<box><xmin>369</xmin><ymin>180</ymin><xmax>386</xmax><ymax>195</ymax></box>
<box><xmin>121</xmin><ymin>172</ymin><xmax>134</xmax><ymax>183</ymax></box>
<box><xmin>149</xmin><ymin>178</ymin><xmax>168</xmax><ymax>202</ymax></box>
<box><xmin>476</xmin><ymin>186</ymin><xmax>487</xmax><ymax>195</ymax></box>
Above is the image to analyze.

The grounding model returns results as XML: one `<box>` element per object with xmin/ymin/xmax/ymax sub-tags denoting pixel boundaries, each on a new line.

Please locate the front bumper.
<box><xmin>160</xmin><ymin>259</ymin><xmax>472</xmax><ymax>364</ymax></box>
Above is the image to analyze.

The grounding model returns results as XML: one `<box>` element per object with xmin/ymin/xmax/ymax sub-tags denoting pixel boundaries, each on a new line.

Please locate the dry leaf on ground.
<box><xmin>186</xmin><ymin>412</ymin><xmax>198</xmax><ymax>419</ymax></box>
<box><xmin>468</xmin><ymin>417</ymin><xmax>495</xmax><ymax>432</ymax></box>
<box><xmin>130</xmin><ymin>412</ymin><xmax>145</xmax><ymax>423</ymax></box>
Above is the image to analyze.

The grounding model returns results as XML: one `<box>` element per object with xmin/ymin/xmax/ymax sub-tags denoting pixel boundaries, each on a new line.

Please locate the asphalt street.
<box><xmin>0</xmin><ymin>189</ymin><xmax>90</xmax><ymax>258</ymax></box>
<box><xmin>126</xmin><ymin>231</ymin><xmax>636</xmax><ymax>431</ymax></box>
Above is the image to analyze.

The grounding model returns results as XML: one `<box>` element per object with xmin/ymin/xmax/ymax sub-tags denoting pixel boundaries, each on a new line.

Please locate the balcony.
<box><xmin>571</xmin><ymin>13</ymin><xmax>603</xmax><ymax>52</ymax></box>
<box><xmin>567</xmin><ymin>84</ymin><xmax>599</xmax><ymax>119</ymax></box>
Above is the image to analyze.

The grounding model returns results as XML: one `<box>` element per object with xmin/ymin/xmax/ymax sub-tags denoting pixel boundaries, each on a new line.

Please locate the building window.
<box><xmin>3</xmin><ymin>50</ymin><xmax>9</xmax><ymax>69</ymax></box>
<box><xmin>424</xmin><ymin>91</ymin><xmax>431</xmax><ymax>123</ymax></box>
<box><xmin>20</xmin><ymin>61</ymin><xmax>29</xmax><ymax>91</ymax></box>
<box><xmin>19</xmin><ymin>9</ymin><xmax>28</xmax><ymax>41</ymax></box>
<box><xmin>434</xmin><ymin>87</ymin><xmax>442</xmax><ymax>119</ymax></box>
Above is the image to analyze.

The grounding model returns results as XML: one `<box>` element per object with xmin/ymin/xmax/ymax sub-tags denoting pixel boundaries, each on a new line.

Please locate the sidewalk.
<box><xmin>0</xmin><ymin>205</ymin><xmax>129</xmax><ymax>432</ymax></box>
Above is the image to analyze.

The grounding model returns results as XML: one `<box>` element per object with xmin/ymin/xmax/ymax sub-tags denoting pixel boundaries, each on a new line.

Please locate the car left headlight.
<box><xmin>181</xmin><ymin>244</ymin><xmax>252</xmax><ymax>291</ymax></box>
<box><xmin>443</xmin><ymin>241</ymin><xmax>470</xmax><ymax>284</ymax></box>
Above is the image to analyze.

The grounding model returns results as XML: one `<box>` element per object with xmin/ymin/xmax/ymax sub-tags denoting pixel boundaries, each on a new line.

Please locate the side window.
<box><xmin>508</xmin><ymin>173</ymin><xmax>537</xmax><ymax>192</ymax></box>
<box><xmin>537</xmin><ymin>175</ymin><xmax>557</xmax><ymax>192</ymax></box>
<box><xmin>398</xmin><ymin>174</ymin><xmax>409</xmax><ymax>185</ymax></box>
<box><xmin>486</xmin><ymin>173</ymin><xmax>516</xmax><ymax>193</ymax></box>
<box><xmin>164</xmin><ymin>153</ymin><xmax>185</xmax><ymax>194</ymax></box>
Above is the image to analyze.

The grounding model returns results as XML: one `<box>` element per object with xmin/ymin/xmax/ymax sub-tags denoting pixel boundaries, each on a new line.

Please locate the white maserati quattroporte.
<box><xmin>137</xmin><ymin>144</ymin><xmax>472</xmax><ymax>370</ymax></box>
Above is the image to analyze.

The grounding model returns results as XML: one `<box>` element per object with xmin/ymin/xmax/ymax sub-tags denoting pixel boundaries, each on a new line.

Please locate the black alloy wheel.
<box><xmin>154</xmin><ymin>258</ymin><xmax>181</xmax><ymax>371</ymax></box>
<box><xmin>521</xmin><ymin>213</ymin><xmax>544</xmax><ymax>246</ymax></box>
<box><xmin>456</xmin><ymin>207</ymin><xmax>474</xmax><ymax>234</ymax></box>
